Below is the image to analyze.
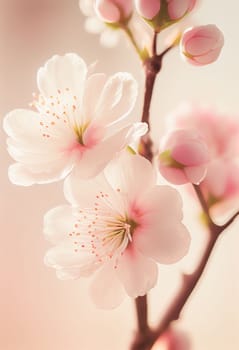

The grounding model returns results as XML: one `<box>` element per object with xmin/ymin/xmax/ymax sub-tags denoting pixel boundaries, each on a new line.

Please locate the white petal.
<box><xmin>37</xmin><ymin>53</ymin><xmax>87</xmax><ymax>99</ymax></box>
<box><xmin>56</xmin><ymin>265</ymin><xmax>97</xmax><ymax>279</ymax></box>
<box><xmin>100</xmin><ymin>28</ymin><xmax>120</xmax><ymax>47</ymax></box>
<box><xmin>117</xmin><ymin>245</ymin><xmax>158</xmax><ymax>298</ymax></box>
<box><xmin>72</xmin><ymin>125</ymin><xmax>133</xmax><ymax>179</ymax></box>
<box><xmin>8</xmin><ymin>163</ymin><xmax>37</xmax><ymax>186</ymax></box>
<box><xmin>64</xmin><ymin>169</ymin><xmax>125</xmax><ymax>214</ymax></box>
<box><xmin>8</xmin><ymin>155</ymin><xmax>73</xmax><ymax>186</ymax></box>
<box><xmin>89</xmin><ymin>262</ymin><xmax>125</xmax><ymax>309</ymax></box>
<box><xmin>4</xmin><ymin>109</ymin><xmax>41</xmax><ymax>140</ymax></box>
<box><xmin>94</xmin><ymin>72</ymin><xmax>138</xmax><ymax>125</ymax></box>
<box><xmin>105</xmin><ymin>152</ymin><xmax>157</xmax><ymax>201</ymax></box>
<box><xmin>85</xmin><ymin>17</ymin><xmax>104</xmax><ymax>33</ymax></box>
<box><xmin>45</xmin><ymin>245</ymin><xmax>95</xmax><ymax>270</ymax></box>
<box><xmin>82</xmin><ymin>73</ymin><xmax>107</xmax><ymax>121</ymax></box>
<box><xmin>44</xmin><ymin>205</ymin><xmax>76</xmax><ymax>244</ymax></box>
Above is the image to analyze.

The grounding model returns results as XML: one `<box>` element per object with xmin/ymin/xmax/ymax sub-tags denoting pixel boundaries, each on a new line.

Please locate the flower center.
<box><xmin>31</xmin><ymin>88</ymin><xmax>90</xmax><ymax>143</ymax></box>
<box><xmin>67</xmin><ymin>189</ymin><xmax>138</xmax><ymax>265</ymax></box>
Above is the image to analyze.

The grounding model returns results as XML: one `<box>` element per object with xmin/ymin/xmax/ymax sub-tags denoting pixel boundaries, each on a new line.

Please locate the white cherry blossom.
<box><xmin>4</xmin><ymin>53</ymin><xmax>144</xmax><ymax>186</ymax></box>
<box><xmin>79</xmin><ymin>0</ymin><xmax>121</xmax><ymax>47</ymax></box>
<box><xmin>44</xmin><ymin>152</ymin><xmax>190</xmax><ymax>308</ymax></box>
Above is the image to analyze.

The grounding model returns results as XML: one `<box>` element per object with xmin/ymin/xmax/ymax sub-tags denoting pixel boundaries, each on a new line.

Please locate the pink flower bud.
<box><xmin>95</xmin><ymin>0</ymin><xmax>133</xmax><ymax>23</ymax></box>
<box><xmin>135</xmin><ymin>0</ymin><xmax>161</xmax><ymax>20</ymax></box>
<box><xmin>159</xmin><ymin>129</ymin><xmax>209</xmax><ymax>185</ymax></box>
<box><xmin>167</xmin><ymin>0</ymin><xmax>196</xmax><ymax>20</ymax></box>
<box><xmin>180</xmin><ymin>24</ymin><xmax>224</xmax><ymax>66</ymax></box>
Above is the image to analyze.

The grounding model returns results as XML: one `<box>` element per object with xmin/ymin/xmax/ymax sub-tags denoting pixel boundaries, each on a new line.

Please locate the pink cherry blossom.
<box><xmin>180</xmin><ymin>24</ymin><xmax>224</xmax><ymax>66</ymax></box>
<box><xmin>3</xmin><ymin>53</ymin><xmax>146</xmax><ymax>186</ymax></box>
<box><xmin>167</xmin><ymin>104</ymin><xmax>239</xmax><ymax>217</ymax></box>
<box><xmin>167</xmin><ymin>0</ymin><xmax>196</xmax><ymax>20</ymax></box>
<box><xmin>95</xmin><ymin>0</ymin><xmax>133</xmax><ymax>23</ymax></box>
<box><xmin>135</xmin><ymin>0</ymin><xmax>161</xmax><ymax>20</ymax></box>
<box><xmin>159</xmin><ymin>129</ymin><xmax>209</xmax><ymax>185</ymax></box>
<box><xmin>152</xmin><ymin>328</ymin><xmax>191</xmax><ymax>350</ymax></box>
<box><xmin>44</xmin><ymin>152</ymin><xmax>190</xmax><ymax>308</ymax></box>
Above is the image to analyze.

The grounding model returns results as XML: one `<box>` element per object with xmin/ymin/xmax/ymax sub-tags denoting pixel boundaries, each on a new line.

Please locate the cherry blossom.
<box><xmin>180</xmin><ymin>25</ymin><xmax>224</xmax><ymax>66</ymax></box>
<box><xmin>159</xmin><ymin>129</ymin><xmax>209</xmax><ymax>185</ymax></box>
<box><xmin>3</xmin><ymin>53</ymin><xmax>145</xmax><ymax>186</ymax></box>
<box><xmin>44</xmin><ymin>152</ymin><xmax>190</xmax><ymax>308</ymax></box>
<box><xmin>152</xmin><ymin>328</ymin><xmax>191</xmax><ymax>350</ymax></box>
<box><xmin>167</xmin><ymin>104</ymin><xmax>239</xmax><ymax>217</ymax></box>
<box><xmin>79</xmin><ymin>0</ymin><xmax>125</xmax><ymax>47</ymax></box>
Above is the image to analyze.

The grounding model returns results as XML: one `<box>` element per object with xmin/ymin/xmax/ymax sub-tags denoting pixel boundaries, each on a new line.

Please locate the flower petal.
<box><xmin>72</xmin><ymin>125</ymin><xmax>133</xmax><ymax>179</ymax></box>
<box><xmin>89</xmin><ymin>262</ymin><xmax>125</xmax><ymax>308</ymax></box>
<box><xmin>134</xmin><ymin>186</ymin><xmax>191</xmax><ymax>264</ymax></box>
<box><xmin>94</xmin><ymin>72</ymin><xmax>138</xmax><ymax>125</ymax></box>
<box><xmin>158</xmin><ymin>166</ymin><xmax>188</xmax><ymax>185</ymax></box>
<box><xmin>44</xmin><ymin>205</ymin><xmax>76</xmax><ymax>244</ymax></box>
<box><xmin>117</xmin><ymin>245</ymin><xmax>158</xmax><ymax>298</ymax></box>
<box><xmin>8</xmin><ymin>155</ymin><xmax>73</xmax><ymax>186</ymax></box>
<box><xmin>45</xmin><ymin>245</ymin><xmax>96</xmax><ymax>271</ymax></box>
<box><xmin>184</xmin><ymin>164</ymin><xmax>207</xmax><ymax>184</ymax></box>
<box><xmin>37</xmin><ymin>53</ymin><xmax>87</xmax><ymax>99</ymax></box>
<box><xmin>4</xmin><ymin>109</ymin><xmax>41</xmax><ymax>141</ymax></box>
<box><xmin>64</xmin><ymin>169</ymin><xmax>117</xmax><ymax>205</ymax></box>
<box><xmin>82</xmin><ymin>73</ymin><xmax>107</xmax><ymax>121</ymax></box>
<box><xmin>105</xmin><ymin>153</ymin><xmax>157</xmax><ymax>201</ymax></box>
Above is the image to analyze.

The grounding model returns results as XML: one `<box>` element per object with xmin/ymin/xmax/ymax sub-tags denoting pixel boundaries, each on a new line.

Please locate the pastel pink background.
<box><xmin>1</xmin><ymin>1</ymin><xmax>239</xmax><ymax>349</ymax></box>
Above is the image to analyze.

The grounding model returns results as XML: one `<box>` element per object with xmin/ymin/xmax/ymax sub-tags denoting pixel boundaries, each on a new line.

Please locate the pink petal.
<box><xmin>202</xmin><ymin>160</ymin><xmax>227</xmax><ymax>197</ymax></box>
<box><xmin>117</xmin><ymin>245</ymin><xmax>158</xmax><ymax>298</ymax></box>
<box><xmin>89</xmin><ymin>262</ymin><xmax>125</xmax><ymax>308</ymax></box>
<box><xmin>172</xmin><ymin>140</ymin><xmax>209</xmax><ymax>166</ymax></box>
<box><xmin>138</xmin><ymin>185</ymin><xmax>184</xmax><ymax>221</ymax></box>
<box><xmin>95</xmin><ymin>0</ymin><xmax>121</xmax><ymax>23</ymax></box>
<box><xmin>135</xmin><ymin>0</ymin><xmax>161</xmax><ymax>19</ymax></box>
<box><xmin>37</xmin><ymin>53</ymin><xmax>87</xmax><ymax>99</ymax></box>
<box><xmin>184</xmin><ymin>164</ymin><xmax>207</xmax><ymax>184</ymax></box>
<box><xmin>135</xmin><ymin>222</ymin><xmax>190</xmax><ymax>264</ymax></box>
<box><xmin>159</xmin><ymin>165</ymin><xmax>188</xmax><ymax>185</ymax></box>
<box><xmin>134</xmin><ymin>187</ymin><xmax>190</xmax><ymax>264</ymax></box>
<box><xmin>168</xmin><ymin>0</ymin><xmax>195</xmax><ymax>20</ymax></box>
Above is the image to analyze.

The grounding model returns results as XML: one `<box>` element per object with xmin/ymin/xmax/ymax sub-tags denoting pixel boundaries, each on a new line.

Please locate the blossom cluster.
<box><xmin>3</xmin><ymin>0</ymin><xmax>230</xmax><ymax>319</ymax></box>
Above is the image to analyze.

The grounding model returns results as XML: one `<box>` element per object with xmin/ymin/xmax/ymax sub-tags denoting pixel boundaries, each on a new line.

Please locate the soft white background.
<box><xmin>0</xmin><ymin>0</ymin><xmax>239</xmax><ymax>349</ymax></box>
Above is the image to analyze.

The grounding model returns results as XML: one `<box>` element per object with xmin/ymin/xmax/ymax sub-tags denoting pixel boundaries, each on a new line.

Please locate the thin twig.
<box><xmin>152</xmin><ymin>32</ymin><xmax>158</xmax><ymax>56</ymax></box>
<box><xmin>122</xmin><ymin>26</ymin><xmax>143</xmax><ymax>60</ymax></box>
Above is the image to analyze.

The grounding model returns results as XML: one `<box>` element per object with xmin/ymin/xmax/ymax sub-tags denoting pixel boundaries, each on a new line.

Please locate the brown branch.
<box><xmin>135</xmin><ymin>296</ymin><xmax>149</xmax><ymax>334</ymax></box>
<box><xmin>149</xmin><ymin>222</ymin><xmax>221</xmax><ymax>345</ymax></box>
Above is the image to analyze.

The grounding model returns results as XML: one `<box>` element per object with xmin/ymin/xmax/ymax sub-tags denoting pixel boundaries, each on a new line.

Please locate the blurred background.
<box><xmin>1</xmin><ymin>0</ymin><xmax>239</xmax><ymax>349</ymax></box>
